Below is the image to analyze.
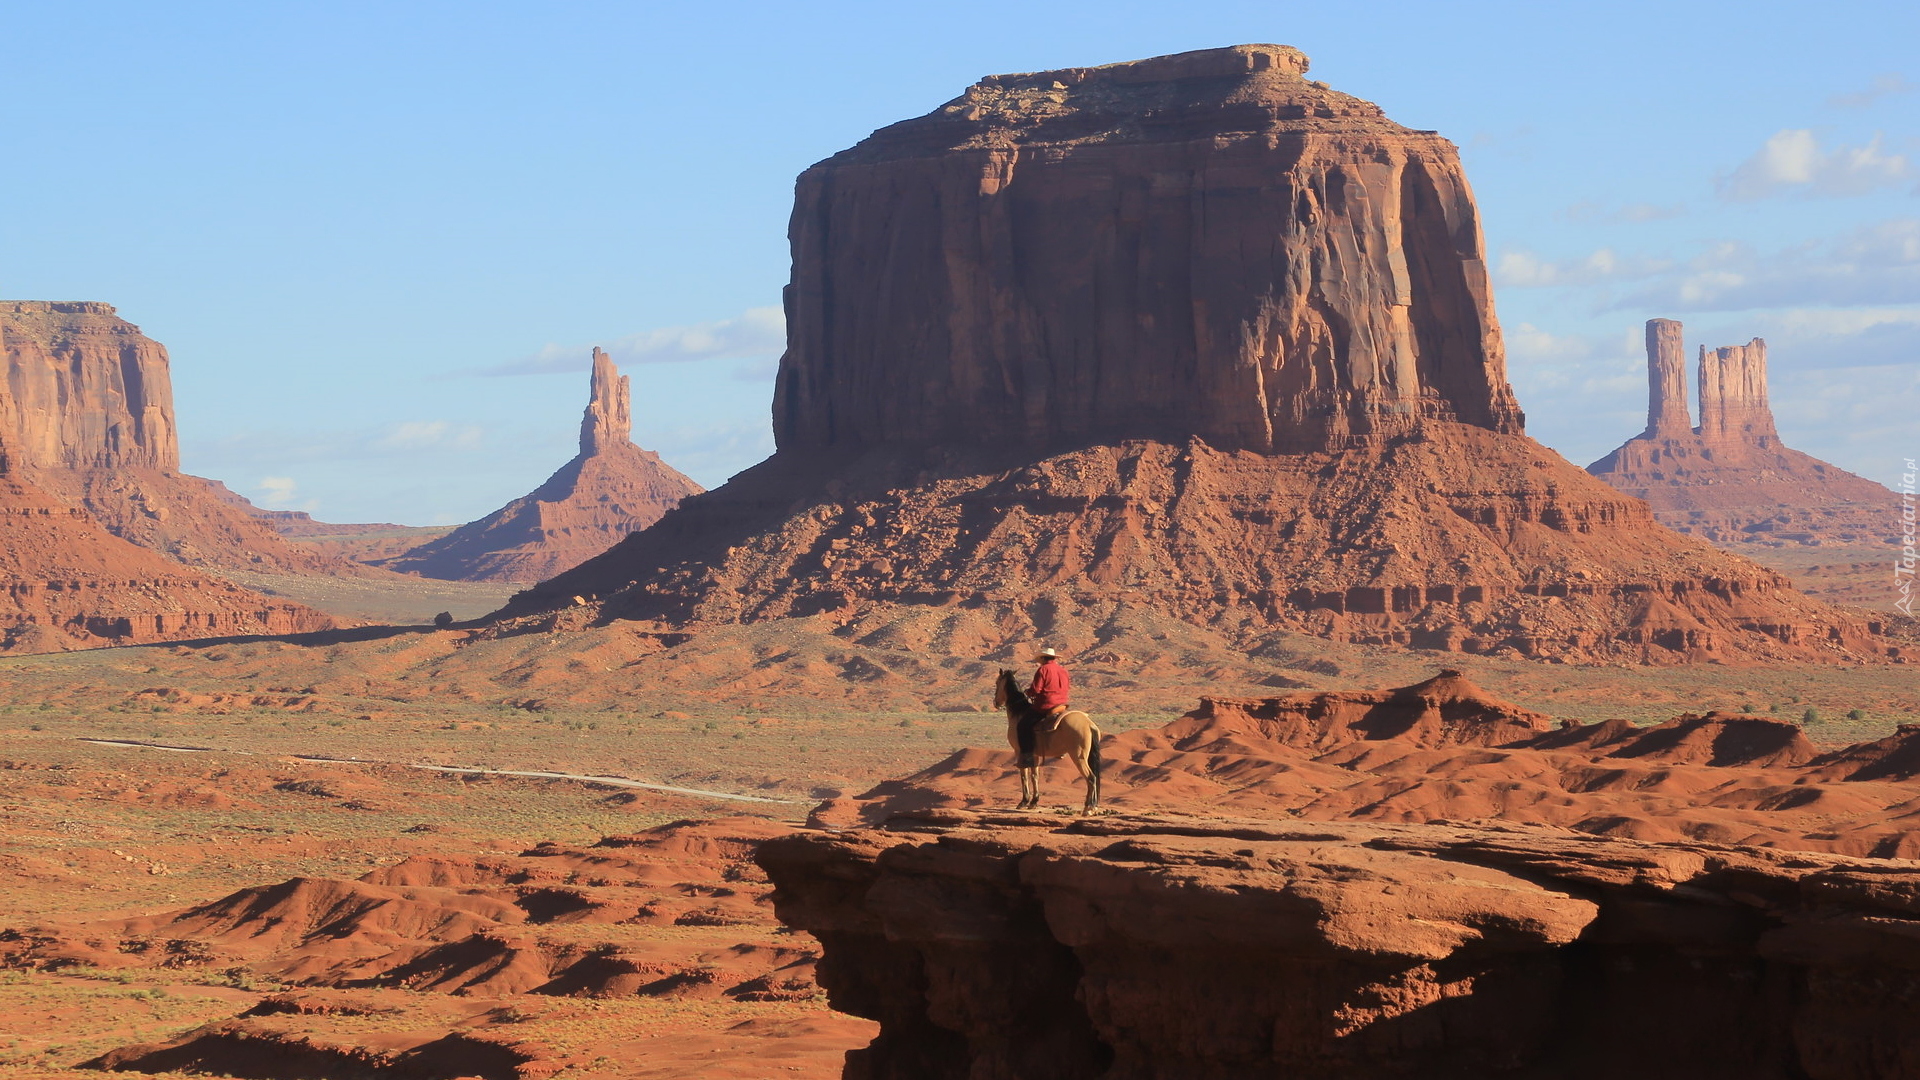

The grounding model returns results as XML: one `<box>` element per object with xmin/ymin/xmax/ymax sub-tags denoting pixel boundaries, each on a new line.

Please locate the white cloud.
<box><xmin>1828</xmin><ymin>74</ymin><xmax>1916</xmax><ymax>110</ymax></box>
<box><xmin>1716</xmin><ymin>129</ymin><xmax>1914</xmax><ymax>200</ymax></box>
<box><xmin>481</xmin><ymin>306</ymin><xmax>786</xmax><ymax>376</ymax></box>
<box><xmin>1495</xmin><ymin>248</ymin><xmax>1671</xmax><ymax>289</ymax></box>
<box><xmin>255</xmin><ymin>476</ymin><xmax>317</xmax><ymax>512</ymax></box>
<box><xmin>1617</xmin><ymin>218</ymin><xmax>1920</xmax><ymax>311</ymax></box>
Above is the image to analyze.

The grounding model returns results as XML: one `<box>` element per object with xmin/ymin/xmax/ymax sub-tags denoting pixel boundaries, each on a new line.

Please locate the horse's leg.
<box><xmin>1068</xmin><ymin>744</ymin><xmax>1095</xmax><ymax>814</ymax></box>
<box><xmin>1020</xmin><ymin>765</ymin><xmax>1037</xmax><ymax>809</ymax></box>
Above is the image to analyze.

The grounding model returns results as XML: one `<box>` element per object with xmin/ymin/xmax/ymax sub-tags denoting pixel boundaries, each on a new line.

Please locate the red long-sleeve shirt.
<box><xmin>1028</xmin><ymin>661</ymin><xmax>1070</xmax><ymax>710</ymax></box>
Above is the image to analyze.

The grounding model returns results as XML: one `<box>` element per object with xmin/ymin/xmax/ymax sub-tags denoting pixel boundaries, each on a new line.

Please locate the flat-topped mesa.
<box><xmin>1644</xmin><ymin>318</ymin><xmax>1691</xmax><ymax>438</ymax></box>
<box><xmin>579</xmin><ymin>346</ymin><xmax>631</xmax><ymax>456</ymax></box>
<box><xmin>1698</xmin><ymin>338</ymin><xmax>1777</xmax><ymax>449</ymax></box>
<box><xmin>773</xmin><ymin>43</ymin><xmax>1524</xmax><ymax>456</ymax></box>
<box><xmin>0</xmin><ymin>301</ymin><xmax>178</xmax><ymax>470</ymax></box>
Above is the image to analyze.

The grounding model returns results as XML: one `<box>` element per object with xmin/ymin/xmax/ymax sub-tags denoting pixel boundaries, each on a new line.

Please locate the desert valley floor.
<box><xmin>0</xmin><ymin>586</ymin><xmax>1914</xmax><ymax>1078</ymax></box>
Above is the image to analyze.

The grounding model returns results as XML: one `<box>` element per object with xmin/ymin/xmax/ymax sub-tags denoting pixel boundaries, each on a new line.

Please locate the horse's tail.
<box><xmin>1088</xmin><ymin>732</ymin><xmax>1103</xmax><ymax>777</ymax></box>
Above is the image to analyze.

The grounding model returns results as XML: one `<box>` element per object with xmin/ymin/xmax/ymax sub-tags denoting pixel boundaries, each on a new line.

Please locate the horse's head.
<box><xmin>993</xmin><ymin>669</ymin><xmax>1012</xmax><ymax>710</ymax></box>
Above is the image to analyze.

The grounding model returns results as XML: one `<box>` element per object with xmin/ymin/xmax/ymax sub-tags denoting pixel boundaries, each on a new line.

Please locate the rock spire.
<box><xmin>1589</xmin><ymin>319</ymin><xmax>1889</xmax><ymax>548</ymax></box>
<box><xmin>381</xmin><ymin>350</ymin><xmax>701</xmax><ymax>583</ymax></box>
<box><xmin>1697</xmin><ymin>337</ymin><xmax>1777</xmax><ymax>446</ymax></box>
<box><xmin>579</xmin><ymin>347</ymin><xmax>631</xmax><ymax>456</ymax></box>
<box><xmin>1643</xmin><ymin>318</ymin><xmax>1691</xmax><ymax>438</ymax></box>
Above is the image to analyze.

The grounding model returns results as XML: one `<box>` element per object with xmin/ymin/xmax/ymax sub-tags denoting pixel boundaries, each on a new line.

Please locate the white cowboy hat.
<box><xmin>1033</xmin><ymin>647</ymin><xmax>1058</xmax><ymax>660</ymax></box>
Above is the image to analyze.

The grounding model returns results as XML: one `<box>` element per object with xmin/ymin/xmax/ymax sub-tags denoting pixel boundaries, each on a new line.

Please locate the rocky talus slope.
<box><xmin>1589</xmin><ymin>319</ymin><xmax>1892</xmax><ymax>547</ymax></box>
<box><xmin>382</xmin><ymin>348</ymin><xmax>701</xmax><ymax>583</ymax></box>
<box><xmin>498</xmin><ymin>46</ymin><xmax>1895</xmax><ymax>666</ymax></box>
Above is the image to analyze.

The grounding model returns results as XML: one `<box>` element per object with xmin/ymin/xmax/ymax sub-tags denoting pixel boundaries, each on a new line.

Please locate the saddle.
<box><xmin>1016</xmin><ymin>705</ymin><xmax>1070</xmax><ymax>762</ymax></box>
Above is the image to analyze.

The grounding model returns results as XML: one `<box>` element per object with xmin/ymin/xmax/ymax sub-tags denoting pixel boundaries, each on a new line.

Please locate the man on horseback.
<box><xmin>1020</xmin><ymin>647</ymin><xmax>1071</xmax><ymax>758</ymax></box>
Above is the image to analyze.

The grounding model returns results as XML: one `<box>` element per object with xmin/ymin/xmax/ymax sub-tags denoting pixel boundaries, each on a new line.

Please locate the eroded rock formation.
<box><xmin>0</xmin><ymin>301</ymin><xmax>349</xmax><ymax>575</ymax></box>
<box><xmin>775</xmin><ymin>43</ymin><xmax>1522</xmax><ymax>455</ymax></box>
<box><xmin>815</xmin><ymin>671</ymin><xmax>1920</xmax><ymax>855</ymax></box>
<box><xmin>1589</xmin><ymin>319</ymin><xmax>1891</xmax><ymax>547</ymax></box>
<box><xmin>380</xmin><ymin>348</ymin><xmax>701</xmax><ymax>583</ymax></box>
<box><xmin>760</xmin><ymin>808</ymin><xmax>1920</xmax><ymax>1079</ymax></box>
<box><xmin>495</xmin><ymin>47</ymin><xmax>1892</xmax><ymax>666</ymax></box>
<box><xmin>0</xmin><ymin>456</ymin><xmax>330</xmax><ymax>651</ymax></box>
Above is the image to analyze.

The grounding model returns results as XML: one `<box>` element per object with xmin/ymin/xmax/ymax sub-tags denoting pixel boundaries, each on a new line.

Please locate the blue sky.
<box><xmin>4</xmin><ymin>0</ymin><xmax>1914</xmax><ymax>523</ymax></box>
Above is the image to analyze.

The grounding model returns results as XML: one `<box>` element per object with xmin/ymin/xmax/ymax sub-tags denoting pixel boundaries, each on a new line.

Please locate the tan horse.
<box><xmin>994</xmin><ymin>669</ymin><xmax>1103</xmax><ymax>814</ymax></box>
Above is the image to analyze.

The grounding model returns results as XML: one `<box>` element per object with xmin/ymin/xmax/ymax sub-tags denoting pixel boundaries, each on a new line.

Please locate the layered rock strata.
<box><xmin>760</xmin><ymin>809</ymin><xmax>1920</xmax><ymax>1080</ymax></box>
<box><xmin>496</xmin><ymin>47</ymin><xmax>1890</xmax><ymax>665</ymax></box>
<box><xmin>1589</xmin><ymin>319</ymin><xmax>1891</xmax><ymax>547</ymax></box>
<box><xmin>0</xmin><ymin>301</ymin><xmax>349</xmax><ymax>574</ymax></box>
<box><xmin>0</xmin><ymin>462</ymin><xmax>330</xmax><ymax>651</ymax></box>
<box><xmin>380</xmin><ymin>348</ymin><xmax>701</xmax><ymax>583</ymax></box>
<box><xmin>775</xmin><ymin>43</ymin><xmax>1523</xmax><ymax>455</ymax></box>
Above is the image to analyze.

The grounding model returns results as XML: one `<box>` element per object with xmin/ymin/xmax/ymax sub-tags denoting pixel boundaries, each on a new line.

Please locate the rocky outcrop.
<box><xmin>0</xmin><ymin>301</ymin><xmax>352</xmax><ymax>575</ymax></box>
<box><xmin>1590</xmin><ymin>319</ymin><xmax>1891</xmax><ymax>547</ymax></box>
<box><xmin>380</xmin><ymin>349</ymin><xmax>701</xmax><ymax>583</ymax></box>
<box><xmin>813</xmin><ymin>671</ymin><xmax>1920</xmax><ymax>855</ymax></box>
<box><xmin>775</xmin><ymin>44</ymin><xmax>1522</xmax><ymax>456</ymax></box>
<box><xmin>493</xmin><ymin>48</ymin><xmax>1892</xmax><ymax>666</ymax></box>
<box><xmin>761</xmin><ymin>808</ymin><xmax>1920</xmax><ymax>1079</ymax></box>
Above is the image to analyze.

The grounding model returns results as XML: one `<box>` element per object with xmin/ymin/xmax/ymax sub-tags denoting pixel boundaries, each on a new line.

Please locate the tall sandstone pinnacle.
<box><xmin>0</xmin><ymin>307</ymin><xmax>332</xmax><ymax>651</ymax></box>
<box><xmin>498</xmin><ymin>46</ymin><xmax>1892</xmax><ymax>665</ymax></box>
<box><xmin>1590</xmin><ymin>319</ymin><xmax>1890</xmax><ymax>547</ymax></box>
<box><xmin>379</xmin><ymin>349</ymin><xmax>702</xmax><ymax>583</ymax></box>
<box><xmin>1643</xmin><ymin>318</ymin><xmax>1691</xmax><ymax>439</ymax></box>
<box><xmin>0</xmin><ymin>301</ymin><xmax>349</xmax><ymax>575</ymax></box>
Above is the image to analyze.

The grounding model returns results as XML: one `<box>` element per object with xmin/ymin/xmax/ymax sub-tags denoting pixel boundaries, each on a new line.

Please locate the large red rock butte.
<box><xmin>1588</xmin><ymin>319</ymin><xmax>1892</xmax><ymax>547</ymax></box>
<box><xmin>0</xmin><ymin>301</ymin><xmax>351</xmax><ymax>576</ymax></box>
<box><xmin>379</xmin><ymin>348</ymin><xmax>702</xmax><ymax>583</ymax></box>
<box><xmin>0</xmin><ymin>304</ymin><xmax>332</xmax><ymax>649</ymax></box>
<box><xmin>498</xmin><ymin>45</ymin><xmax>1890</xmax><ymax>665</ymax></box>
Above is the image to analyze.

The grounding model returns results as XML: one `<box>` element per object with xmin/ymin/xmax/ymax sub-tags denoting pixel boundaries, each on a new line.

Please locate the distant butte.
<box><xmin>492</xmin><ymin>45</ymin><xmax>1896</xmax><ymax>665</ymax></box>
<box><xmin>1587</xmin><ymin>319</ymin><xmax>1892</xmax><ymax>547</ymax></box>
<box><xmin>0</xmin><ymin>300</ymin><xmax>356</xmax><ymax>576</ymax></box>
<box><xmin>0</xmin><ymin>303</ymin><xmax>333</xmax><ymax>650</ymax></box>
<box><xmin>379</xmin><ymin>348</ymin><xmax>702</xmax><ymax>583</ymax></box>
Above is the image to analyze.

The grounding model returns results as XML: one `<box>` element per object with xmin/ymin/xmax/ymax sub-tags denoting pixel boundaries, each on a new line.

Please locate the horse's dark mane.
<box><xmin>1000</xmin><ymin>669</ymin><xmax>1032</xmax><ymax>712</ymax></box>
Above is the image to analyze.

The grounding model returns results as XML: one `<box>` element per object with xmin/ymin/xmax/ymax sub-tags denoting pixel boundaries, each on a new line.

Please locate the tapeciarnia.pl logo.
<box><xmin>1898</xmin><ymin>457</ymin><xmax>1916</xmax><ymax>617</ymax></box>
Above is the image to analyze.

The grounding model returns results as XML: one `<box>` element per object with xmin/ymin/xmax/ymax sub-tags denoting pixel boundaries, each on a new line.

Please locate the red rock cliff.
<box><xmin>0</xmin><ymin>311</ymin><xmax>331</xmax><ymax>649</ymax></box>
<box><xmin>380</xmin><ymin>349</ymin><xmax>702</xmax><ymax>583</ymax></box>
<box><xmin>0</xmin><ymin>301</ymin><xmax>352</xmax><ymax>575</ymax></box>
<box><xmin>773</xmin><ymin>44</ymin><xmax>1523</xmax><ymax>456</ymax></box>
<box><xmin>0</xmin><ymin>301</ymin><xmax>178</xmax><ymax>470</ymax></box>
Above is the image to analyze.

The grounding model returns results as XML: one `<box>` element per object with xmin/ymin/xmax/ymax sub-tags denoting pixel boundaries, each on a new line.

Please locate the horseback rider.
<box><xmin>1028</xmin><ymin>647</ymin><xmax>1070</xmax><ymax>729</ymax></box>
